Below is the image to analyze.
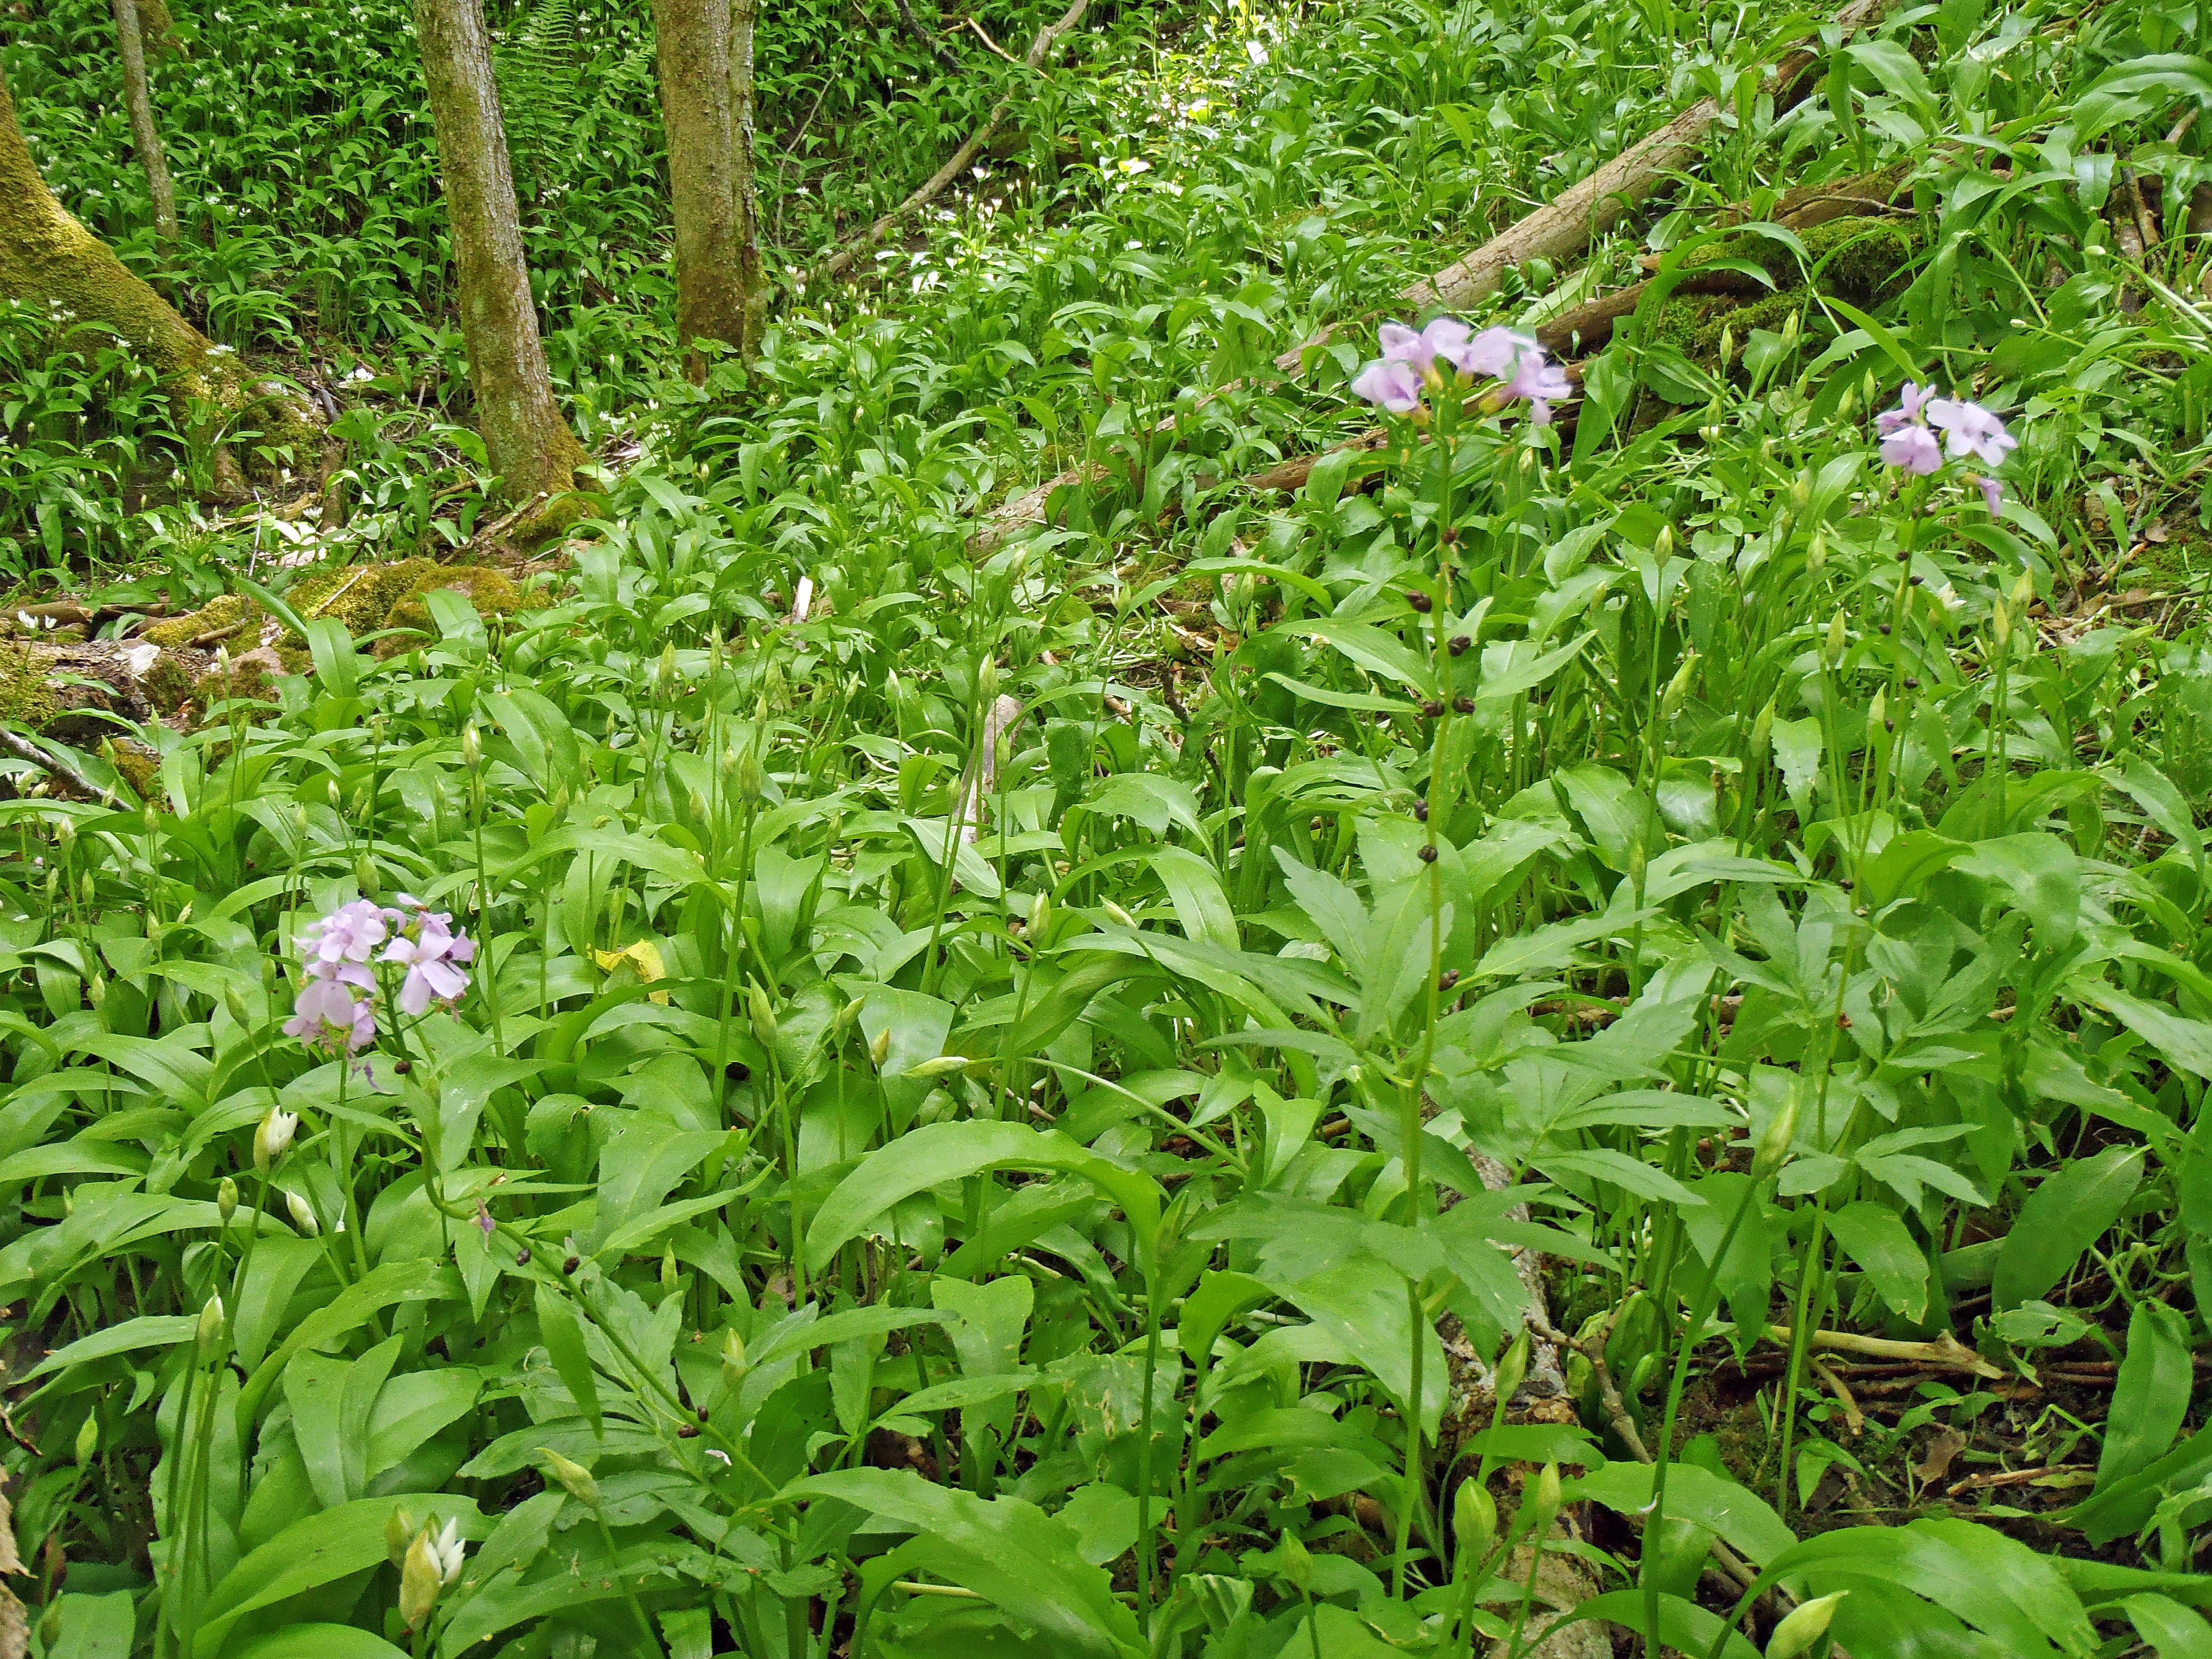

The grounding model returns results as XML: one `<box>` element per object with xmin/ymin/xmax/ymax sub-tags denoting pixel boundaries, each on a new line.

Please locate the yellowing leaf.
<box><xmin>591</xmin><ymin>941</ymin><xmax>669</xmax><ymax>1005</ymax></box>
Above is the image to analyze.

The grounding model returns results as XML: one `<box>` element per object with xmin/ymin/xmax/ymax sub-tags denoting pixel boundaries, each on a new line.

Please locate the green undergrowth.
<box><xmin>8</xmin><ymin>0</ymin><xmax>2212</xmax><ymax>1654</ymax></box>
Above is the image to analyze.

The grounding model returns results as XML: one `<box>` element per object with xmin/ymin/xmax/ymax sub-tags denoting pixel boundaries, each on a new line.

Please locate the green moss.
<box><xmin>143</xmin><ymin>593</ymin><xmax>256</xmax><ymax>648</ymax></box>
<box><xmin>0</xmin><ymin>643</ymin><xmax>57</xmax><ymax>726</ymax></box>
<box><xmin>1686</xmin><ymin>214</ymin><xmax>1919</xmax><ymax>305</ymax></box>
<box><xmin>138</xmin><ymin>650</ymin><xmax>194</xmax><ymax>713</ymax></box>
<box><xmin>103</xmin><ymin>740</ymin><xmax>158</xmax><ymax>798</ymax></box>
<box><xmin>378</xmin><ymin>565</ymin><xmax>523</xmax><ymax>656</ymax></box>
<box><xmin>193</xmin><ymin>658</ymin><xmax>275</xmax><ymax>708</ymax></box>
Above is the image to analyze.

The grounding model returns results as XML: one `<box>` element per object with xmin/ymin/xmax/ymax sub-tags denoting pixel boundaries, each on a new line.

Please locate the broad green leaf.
<box><xmin>1570</xmin><ymin>1460</ymin><xmax>1795</xmax><ymax>1566</ymax></box>
<box><xmin>193</xmin><ymin>1497</ymin><xmax>488</xmax><ymax>1659</ymax></box>
<box><xmin>1992</xmin><ymin>1144</ymin><xmax>2143</xmax><ymax>1311</ymax></box>
<box><xmin>232</xmin><ymin>1629</ymin><xmax>409</xmax><ymax>1659</ymax></box>
<box><xmin>2128</xmin><ymin>1594</ymin><xmax>2212</xmax><ymax>1659</ymax></box>
<box><xmin>535</xmin><ymin>1282</ymin><xmax>603</xmax><ymax>1433</ymax></box>
<box><xmin>1827</xmin><ymin>1200</ymin><xmax>1928</xmax><ymax>1322</ymax></box>
<box><xmin>2097</xmin><ymin>1301</ymin><xmax>2194</xmax><ymax>1492</ymax></box>
<box><xmin>805</xmin><ymin>1120</ymin><xmax>1161</xmax><ymax>1276</ymax></box>
<box><xmin>24</xmin><ymin>1314</ymin><xmax>197</xmax><ymax>1380</ymax></box>
<box><xmin>782</xmin><ymin>1468</ymin><xmax>1143</xmax><ymax>1657</ymax></box>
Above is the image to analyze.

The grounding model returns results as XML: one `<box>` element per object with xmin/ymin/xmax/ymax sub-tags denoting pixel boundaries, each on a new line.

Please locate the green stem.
<box><xmin>1640</xmin><ymin>1175</ymin><xmax>1764</xmax><ymax>1646</ymax></box>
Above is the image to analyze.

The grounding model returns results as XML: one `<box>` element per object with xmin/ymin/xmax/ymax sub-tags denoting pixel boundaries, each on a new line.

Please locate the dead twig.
<box><xmin>1811</xmin><ymin>1358</ymin><xmax>1865</xmax><ymax>1437</ymax></box>
<box><xmin>964</xmin><ymin>15</ymin><xmax>1019</xmax><ymax>63</ymax></box>
<box><xmin>1946</xmin><ymin>1464</ymin><xmax>2094</xmax><ymax>1497</ymax></box>
<box><xmin>0</xmin><ymin>728</ymin><xmax>103</xmax><ymax>801</ymax></box>
<box><xmin>1765</xmin><ymin>1325</ymin><xmax>2004</xmax><ymax>1379</ymax></box>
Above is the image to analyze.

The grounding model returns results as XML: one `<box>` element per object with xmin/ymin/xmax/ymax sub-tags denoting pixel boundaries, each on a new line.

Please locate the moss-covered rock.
<box><xmin>0</xmin><ymin>641</ymin><xmax>59</xmax><ymax>726</ymax></box>
<box><xmin>378</xmin><ymin>564</ymin><xmax>523</xmax><ymax>656</ymax></box>
<box><xmin>193</xmin><ymin>657</ymin><xmax>277</xmax><ymax>708</ymax></box>
<box><xmin>140</xmin><ymin>558</ymin><xmax>537</xmax><ymax>670</ymax></box>
<box><xmin>143</xmin><ymin>592</ymin><xmax>257</xmax><ymax>649</ymax></box>
<box><xmin>1652</xmin><ymin>216</ymin><xmax>1924</xmax><ymax>377</ymax></box>
<box><xmin>1685</xmin><ymin>213</ymin><xmax>1918</xmax><ymax>305</ymax></box>
<box><xmin>138</xmin><ymin>649</ymin><xmax>196</xmax><ymax>714</ymax></box>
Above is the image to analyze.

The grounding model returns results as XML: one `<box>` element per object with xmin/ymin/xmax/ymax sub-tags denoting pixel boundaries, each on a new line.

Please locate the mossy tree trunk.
<box><xmin>110</xmin><ymin>0</ymin><xmax>177</xmax><ymax>240</ymax></box>
<box><xmin>728</xmin><ymin>0</ymin><xmax>765</xmax><ymax>354</ymax></box>
<box><xmin>0</xmin><ymin>62</ymin><xmax>316</xmax><ymax>459</ymax></box>
<box><xmin>652</xmin><ymin>0</ymin><xmax>744</xmax><ymax>379</ymax></box>
<box><xmin>411</xmin><ymin>0</ymin><xmax>588</xmax><ymax>510</ymax></box>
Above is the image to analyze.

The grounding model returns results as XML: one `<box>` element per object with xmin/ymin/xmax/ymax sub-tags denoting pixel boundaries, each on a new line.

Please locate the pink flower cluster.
<box><xmin>281</xmin><ymin>894</ymin><xmax>474</xmax><ymax>1061</ymax></box>
<box><xmin>1351</xmin><ymin>317</ymin><xmax>1572</xmax><ymax>424</ymax></box>
<box><xmin>1877</xmin><ymin>381</ymin><xmax>2016</xmax><ymax>511</ymax></box>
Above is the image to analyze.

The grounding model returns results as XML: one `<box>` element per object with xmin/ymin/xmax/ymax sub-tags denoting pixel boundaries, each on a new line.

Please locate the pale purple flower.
<box><xmin>1352</xmin><ymin>357</ymin><xmax>1426</xmax><ymax>413</ymax></box>
<box><xmin>1973</xmin><ymin>474</ymin><xmax>2004</xmax><ymax>514</ymax></box>
<box><xmin>1880</xmin><ymin>424</ymin><xmax>1943</xmax><ymax>475</ymax></box>
<box><xmin>1927</xmin><ymin>398</ymin><xmax>2017</xmax><ymax>467</ymax></box>
<box><xmin>475</xmin><ymin>1201</ymin><xmax>495</xmax><ymax>1239</ymax></box>
<box><xmin>283</xmin><ymin>971</ymin><xmax>377</xmax><ymax>1055</ymax></box>
<box><xmin>298</xmin><ymin>898</ymin><xmax>393</xmax><ymax>971</ymax></box>
<box><xmin>1875</xmin><ymin>381</ymin><xmax>1931</xmax><ymax>436</ymax></box>
<box><xmin>1378</xmin><ymin>317</ymin><xmax>1472</xmax><ymax>373</ymax></box>
<box><xmin>1502</xmin><ymin>349</ymin><xmax>1572</xmax><ymax>425</ymax></box>
<box><xmin>381</xmin><ymin>909</ymin><xmax>475</xmax><ymax>1016</ymax></box>
<box><xmin>1444</xmin><ymin>324</ymin><xmax>1528</xmax><ymax>380</ymax></box>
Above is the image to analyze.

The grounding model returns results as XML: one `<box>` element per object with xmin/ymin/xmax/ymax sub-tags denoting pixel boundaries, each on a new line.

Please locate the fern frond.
<box><xmin>493</xmin><ymin>0</ymin><xmax>582</xmax><ymax>197</ymax></box>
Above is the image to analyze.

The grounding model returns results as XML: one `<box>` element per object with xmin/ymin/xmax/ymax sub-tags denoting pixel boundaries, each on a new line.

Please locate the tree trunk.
<box><xmin>0</xmin><ymin>63</ymin><xmax>316</xmax><ymax>459</ymax></box>
<box><xmin>728</xmin><ymin>0</ymin><xmax>766</xmax><ymax>354</ymax></box>
<box><xmin>110</xmin><ymin>0</ymin><xmax>177</xmax><ymax>240</ymax></box>
<box><xmin>652</xmin><ymin>0</ymin><xmax>745</xmax><ymax>377</ymax></box>
<box><xmin>411</xmin><ymin>0</ymin><xmax>588</xmax><ymax>518</ymax></box>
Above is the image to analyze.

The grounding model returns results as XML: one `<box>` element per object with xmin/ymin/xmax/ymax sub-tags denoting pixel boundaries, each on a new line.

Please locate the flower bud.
<box><xmin>1823</xmin><ymin>610</ymin><xmax>1847</xmax><ymax>670</ymax></box>
<box><xmin>285</xmin><ymin>1189</ymin><xmax>320</xmax><ymax>1235</ymax></box>
<box><xmin>721</xmin><ymin>1326</ymin><xmax>749</xmax><ymax>1392</ymax></box>
<box><xmin>537</xmin><ymin>1447</ymin><xmax>600</xmax><ymax>1508</ymax></box>
<box><xmin>870</xmin><ymin>1026</ymin><xmax>891</xmax><ymax>1068</ymax></box>
<box><xmin>74</xmin><ymin>1411</ymin><xmax>99</xmax><ymax>1466</ymax></box>
<box><xmin>1493</xmin><ymin>1330</ymin><xmax>1530</xmax><ymax>1407</ymax></box>
<box><xmin>747</xmin><ymin>981</ymin><xmax>778</xmax><ymax>1048</ymax></box>
<box><xmin>976</xmin><ymin>657</ymin><xmax>999</xmax><ymax>711</ymax></box>
<box><xmin>196</xmin><ymin>1293</ymin><xmax>226</xmax><ymax>1357</ymax></box>
<box><xmin>1866</xmin><ymin>688</ymin><xmax>1886</xmax><ymax>738</ymax></box>
<box><xmin>461</xmin><ymin>724</ymin><xmax>482</xmax><ymax>770</ymax></box>
<box><xmin>399</xmin><ymin>1528</ymin><xmax>444</xmax><ymax>1629</ymax></box>
<box><xmin>255</xmin><ymin>1108</ymin><xmax>298</xmax><ymax>1172</ymax></box>
<box><xmin>1102</xmin><ymin>898</ymin><xmax>1138</xmax><ymax>929</ymax></box>
<box><xmin>225</xmin><ymin>985</ymin><xmax>254</xmax><ymax>1032</ymax></box>
<box><xmin>217</xmin><ymin>1177</ymin><xmax>238</xmax><ymax>1224</ymax></box>
<box><xmin>1766</xmin><ymin>1591</ymin><xmax>1848</xmax><ymax>1659</ymax></box>
<box><xmin>86</xmin><ymin>972</ymin><xmax>107</xmax><ymax>1009</ymax></box>
<box><xmin>1526</xmin><ymin>1462</ymin><xmax>1562</xmax><ymax>1538</ymax></box>
<box><xmin>734</xmin><ymin>745</ymin><xmax>765</xmax><ymax>805</ymax></box>
<box><xmin>1749</xmin><ymin>698</ymin><xmax>1776</xmax><ymax>767</ymax></box>
<box><xmin>387</xmin><ymin>1503</ymin><xmax>420</xmax><ymax>1568</ymax></box>
<box><xmin>1752</xmin><ymin>1094</ymin><xmax>1800</xmax><ymax>1181</ymax></box>
<box><xmin>1453</xmin><ymin>1478</ymin><xmax>1496</xmax><ymax>1562</ymax></box>
<box><xmin>1991</xmin><ymin>597</ymin><xmax>2010</xmax><ymax>649</ymax></box>
<box><xmin>661</xmin><ymin>1245</ymin><xmax>679</xmax><ymax>1295</ymax></box>
<box><xmin>1660</xmin><ymin>652</ymin><xmax>1698</xmax><ymax>723</ymax></box>
<box><xmin>354</xmin><ymin>851</ymin><xmax>379</xmax><ymax>899</ymax></box>
<box><xmin>658</xmin><ymin>641</ymin><xmax>678</xmax><ymax>692</ymax></box>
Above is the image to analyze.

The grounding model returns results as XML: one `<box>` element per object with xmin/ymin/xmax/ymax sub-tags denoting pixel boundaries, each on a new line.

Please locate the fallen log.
<box><xmin>1271</xmin><ymin>0</ymin><xmax>1895</xmax><ymax>377</ymax></box>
